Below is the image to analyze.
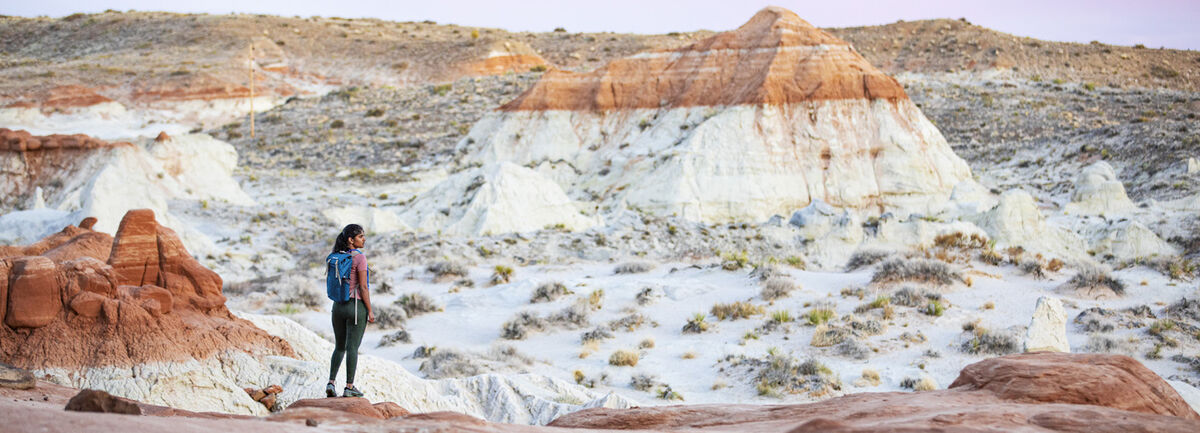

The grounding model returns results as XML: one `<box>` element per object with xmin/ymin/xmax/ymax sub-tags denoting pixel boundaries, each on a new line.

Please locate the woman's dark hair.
<box><xmin>332</xmin><ymin>224</ymin><xmax>364</xmax><ymax>253</ymax></box>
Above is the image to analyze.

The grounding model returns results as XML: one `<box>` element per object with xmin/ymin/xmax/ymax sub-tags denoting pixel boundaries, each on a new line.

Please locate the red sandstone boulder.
<box><xmin>5</xmin><ymin>256</ymin><xmax>61</xmax><ymax>328</ymax></box>
<box><xmin>550</xmin><ymin>353</ymin><xmax>1200</xmax><ymax>432</ymax></box>
<box><xmin>372</xmin><ymin>401</ymin><xmax>411</xmax><ymax>419</ymax></box>
<box><xmin>65</xmin><ymin>389</ymin><xmax>143</xmax><ymax>415</ymax></box>
<box><xmin>949</xmin><ymin>352</ymin><xmax>1200</xmax><ymax>419</ymax></box>
<box><xmin>285</xmin><ymin>398</ymin><xmax>403</xmax><ymax>420</ymax></box>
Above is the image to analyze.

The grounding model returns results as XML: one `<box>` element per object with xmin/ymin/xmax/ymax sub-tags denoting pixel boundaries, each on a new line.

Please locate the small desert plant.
<box><xmin>395</xmin><ymin>292</ymin><xmax>443</xmax><ymax>317</ymax></box>
<box><xmin>581</xmin><ymin>327</ymin><xmax>614</xmax><ymax>344</ymax></box>
<box><xmin>900</xmin><ymin>375</ymin><xmax>938</xmax><ymax>391</ymax></box>
<box><xmin>721</xmin><ymin>251</ymin><xmax>750</xmax><ymax>270</ymax></box>
<box><xmin>978</xmin><ymin>250</ymin><xmax>1004</xmax><ymax>266</ymax></box>
<box><xmin>609</xmin><ymin>349</ymin><xmax>640</xmax><ymax>367</ymax></box>
<box><xmin>587</xmin><ymin>289</ymin><xmax>605</xmax><ymax>310</ymax></box>
<box><xmin>770</xmin><ymin>310</ymin><xmax>794</xmax><ymax>323</ymax></box>
<box><xmin>682</xmin><ymin>351</ymin><xmax>697</xmax><ymax>359</ymax></box>
<box><xmin>1061</xmin><ymin>265</ymin><xmax>1125</xmax><ymax>295</ymax></box>
<box><xmin>530</xmin><ymin>281</ymin><xmax>572</xmax><ymax>303</ymax></box>
<box><xmin>855</xmin><ymin>296</ymin><xmax>891</xmax><ymax>313</ymax></box>
<box><xmin>549</xmin><ymin>300</ymin><xmax>592</xmax><ymax>328</ymax></box>
<box><xmin>638</xmin><ymin>337</ymin><xmax>656</xmax><ymax>349</ymax></box>
<box><xmin>836</xmin><ymin>339</ymin><xmax>871</xmax><ymax>360</ymax></box>
<box><xmin>891</xmin><ymin>287</ymin><xmax>939</xmax><ymax>307</ymax></box>
<box><xmin>850</xmin><ymin>318</ymin><xmax>884</xmax><ymax>336</ymax></box>
<box><xmin>811</xmin><ymin>324</ymin><xmax>849</xmax><ymax>347</ymax></box>
<box><xmin>608</xmin><ymin>313</ymin><xmax>648</xmax><ymax>332</ymax></box>
<box><xmin>854</xmin><ymin>368</ymin><xmax>881</xmax><ymax>387</ymax></box>
<box><xmin>961</xmin><ymin>327</ymin><xmax>1021</xmax><ymax>355</ymax></box>
<box><xmin>1083</xmin><ymin>335</ymin><xmax>1133</xmax><ymax>353</ymax></box>
<box><xmin>614</xmin><ymin>261</ymin><xmax>654</xmax><ymax>274</ymax></box>
<box><xmin>712</xmin><ymin>301</ymin><xmax>765</xmax><ymax>320</ymax></box>
<box><xmin>412</xmin><ymin>345</ymin><xmax>436</xmax><ymax>358</ymax></box>
<box><xmin>784</xmin><ymin>255</ymin><xmax>807</xmax><ymax>269</ymax></box>
<box><xmin>501</xmin><ymin>311</ymin><xmax>547</xmax><ymax>340</ymax></box>
<box><xmin>573</xmin><ymin>370</ymin><xmax>609</xmax><ymax>388</ymax></box>
<box><xmin>1004</xmin><ymin>246</ymin><xmax>1025</xmax><ymax>264</ymax></box>
<box><xmin>427</xmin><ymin>261</ymin><xmax>467</xmax><ymax>282</ymax></box>
<box><xmin>490</xmin><ymin>265</ymin><xmax>514</xmax><ymax>285</ymax></box>
<box><xmin>657</xmin><ymin>385</ymin><xmax>684</xmax><ymax>401</ymax></box>
<box><xmin>630</xmin><ymin>373</ymin><xmax>658</xmax><ymax>391</ymax></box>
<box><xmin>923</xmin><ymin>299</ymin><xmax>947</xmax><ymax>317</ymax></box>
<box><xmin>635</xmin><ymin>287</ymin><xmax>658</xmax><ymax>305</ymax></box>
<box><xmin>845</xmin><ymin>249</ymin><xmax>892</xmax><ymax>271</ymax></box>
<box><xmin>1149</xmin><ymin>319</ymin><xmax>1176</xmax><ymax>336</ymax></box>
<box><xmin>377</xmin><ymin>329</ymin><xmax>411</xmax><ymax>347</ymax></box>
<box><xmin>419</xmin><ymin>348</ymin><xmax>483</xmax><ymax>379</ymax></box>
<box><xmin>805</xmin><ymin>308</ymin><xmax>836</xmax><ymax>325</ymax></box>
<box><xmin>749</xmin><ymin>264</ymin><xmax>783</xmax><ymax>281</ymax></box>
<box><xmin>933</xmin><ymin>232</ymin><xmax>989</xmax><ymax>250</ymax></box>
<box><xmin>755</xmin><ymin>352</ymin><xmax>840</xmax><ymax>397</ymax></box>
<box><xmin>1046</xmin><ymin>258</ymin><xmax>1065</xmax><ymax>273</ymax></box>
<box><xmin>872</xmin><ymin>258</ymin><xmax>963</xmax><ymax>286</ymax></box>
<box><xmin>276</xmin><ymin>281</ymin><xmax>324</xmax><ymax>309</ymax></box>
<box><xmin>761</xmin><ymin>276</ymin><xmax>798</xmax><ymax>301</ymax></box>
<box><xmin>373</xmin><ymin>304</ymin><xmax>408</xmax><ymax>330</ymax></box>
<box><xmin>682</xmin><ymin>313</ymin><xmax>709</xmax><ymax>334</ymax></box>
<box><xmin>1020</xmin><ymin>259</ymin><xmax>1046</xmax><ymax>279</ymax></box>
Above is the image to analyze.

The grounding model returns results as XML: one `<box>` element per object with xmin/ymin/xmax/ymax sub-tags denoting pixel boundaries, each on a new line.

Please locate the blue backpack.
<box><xmin>325</xmin><ymin>249</ymin><xmax>361</xmax><ymax>302</ymax></box>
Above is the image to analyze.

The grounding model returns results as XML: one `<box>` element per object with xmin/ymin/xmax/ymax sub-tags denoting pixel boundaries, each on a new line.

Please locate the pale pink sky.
<box><xmin>4</xmin><ymin>0</ymin><xmax>1198</xmax><ymax>50</ymax></box>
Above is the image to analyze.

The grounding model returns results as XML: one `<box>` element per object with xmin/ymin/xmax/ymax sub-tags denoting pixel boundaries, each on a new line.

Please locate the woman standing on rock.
<box><xmin>327</xmin><ymin>224</ymin><xmax>375</xmax><ymax>398</ymax></box>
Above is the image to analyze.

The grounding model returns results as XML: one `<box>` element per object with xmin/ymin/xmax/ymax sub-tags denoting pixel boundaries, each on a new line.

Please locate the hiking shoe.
<box><xmin>325</xmin><ymin>383</ymin><xmax>337</xmax><ymax>398</ymax></box>
<box><xmin>343</xmin><ymin>386</ymin><xmax>364</xmax><ymax>398</ymax></box>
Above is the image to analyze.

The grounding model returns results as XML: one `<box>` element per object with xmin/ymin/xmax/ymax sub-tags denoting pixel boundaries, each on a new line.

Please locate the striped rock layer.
<box><xmin>462</xmin><ymin>7</ymin><xmax>973</xmax><ymax>224</ymax></box>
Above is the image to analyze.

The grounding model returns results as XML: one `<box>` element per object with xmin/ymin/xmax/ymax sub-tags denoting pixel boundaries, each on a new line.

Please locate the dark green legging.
<box><xmin>329</xmin><ymin>299</ymin><xmax>368</xmax><ymax>383</ymax></box>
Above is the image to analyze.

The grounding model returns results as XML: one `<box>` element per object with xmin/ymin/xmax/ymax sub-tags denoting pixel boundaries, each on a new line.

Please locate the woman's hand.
<box><xmin>368</xmin><ymin>311</ymin><xmax>376</xmax><ymax>323</ymax></box>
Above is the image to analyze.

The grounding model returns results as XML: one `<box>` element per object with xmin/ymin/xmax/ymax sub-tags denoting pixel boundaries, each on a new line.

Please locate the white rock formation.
<box><xmin>400</xmin><ymin>162</ymin><xmax>599</xmax><ymax>236</ymax></box>
<box><xmin>323</xmin><ymin>206</ymin><xmax>411</xmax><ymax>233</ymax></box>
<box><xmin>1187</xmin><ymin>157</ymin><xmax>1199</xmax><ymax>175</ymax></box>
<box><xmin>1064</xmin><ymin>162</ymin><xmax>1135</xmax><ymax>215</ymax></box>
<box><xmin>1078</xmin><ymin>220</ymin><xmax>1179</xmax><ymax>261</ymax></box>
<box><xmin>457</xmin><ymin>8</ymin><xmax>975</xmax><ymax>226</ymax></box>
<box><xmin>0</xmin><ymin>133</ymin><xmax>251</xmax><ymax>253</ymax></box>
<box><xmin>37</xmin><ymin>312</ymin><xmax>635</xmax><ymax>423</ymax></box>
<box><xmin>1024</xmin><ymin>296</ymin><xmax>1069</xmax><ymax>353</ymax></box>
<box><xmin>1168</xmin><ymin>380</ymin><xmax>1200</xmax><ymax>417</ymax></box>
<box><xmin>237</xmin><ymin>312</ymin><xmax>635</xmax><ymax>424</ymax></box>
<box><xmin>972</xmin><ymin>190</ymin><xmax>1087</xmax><ymax>259</ymax></box>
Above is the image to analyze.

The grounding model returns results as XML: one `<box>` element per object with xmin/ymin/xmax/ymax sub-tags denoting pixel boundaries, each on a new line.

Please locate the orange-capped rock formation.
<box><xmin>458</xmin><ymin>40</ymin><xmax>549</xmax><ymax>77</ymax></box>
<box><xmin>0</xmin><ymin>128</ymin><xmax>135</xmax><ymax>210</ymax></box>
<box><xmin>2</xmin><ymin>85</ymin><xmax>114</xmax><ymax>110</ymax></box>
<box><xmin>0</xmin><ymin>209</ymin><xmax>293</xmax><ymax>370</ymax></box>
<box><xmin>501</xmin><ymin>7</ymin><xmax>905</xmax><ymax>112</ymax></box>
<box><xmin>456</xmin><ymin>6</ymin><xmax>975</xmax><ymax>225</ymax></box>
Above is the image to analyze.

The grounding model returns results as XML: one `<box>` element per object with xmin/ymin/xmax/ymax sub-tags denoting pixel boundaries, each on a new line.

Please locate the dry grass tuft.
<box><xmin>608</xmin><ymin>349</ymin><xmax>640</xmax><ymax>367</ymax></box>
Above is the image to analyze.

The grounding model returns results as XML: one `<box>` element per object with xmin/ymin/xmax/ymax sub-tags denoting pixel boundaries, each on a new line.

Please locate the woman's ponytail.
<box><xmin>331</xmin><ymin>224</ymin><xmax>364</xmax><ymax>253</ymax></box>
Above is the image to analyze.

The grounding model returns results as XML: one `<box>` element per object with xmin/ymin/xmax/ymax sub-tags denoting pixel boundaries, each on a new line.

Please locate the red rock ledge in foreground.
<box><xmin>549</xmin><ymin>352</ymin><xmax>1200</xmax><ymax>432</ymax></box>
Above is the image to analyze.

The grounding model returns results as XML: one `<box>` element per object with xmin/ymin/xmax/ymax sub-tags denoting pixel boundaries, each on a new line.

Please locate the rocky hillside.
<box><xmin>2</xmin><ymin>10</ymin><xmax>1196</xmax><ymax>108</ymax></box>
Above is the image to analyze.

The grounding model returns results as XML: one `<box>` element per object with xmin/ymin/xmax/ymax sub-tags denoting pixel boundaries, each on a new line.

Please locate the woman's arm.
<box><xmin>358</xmin><ymin>259</ymin><xmax>375</xmax><ymax>323</ymax></box>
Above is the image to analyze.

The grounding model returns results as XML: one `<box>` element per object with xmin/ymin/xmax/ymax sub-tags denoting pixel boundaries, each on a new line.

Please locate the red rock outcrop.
<box><xmin>286</xmin><ymin>398</ymin><xmax>411</xmax><ymax>420</ymax></box>
<box><xmin>0</xmin><ymin>209</ymin><xmax>293</xmax><ymax>370</ymax></box>
<box><xmin>3</xmin><ymin>85</ymin><xmax>114</xmax><ymax>110</ymax></box>
<box><xmin>458</xmin><ymin>40</ymin><xmax>549</xmax><ymax>76</ymax></box>
<box><xmin>0</xmin><ymin>129</ymin><xmax>135</xmax><ymax>209</ymax></box>
<box><xmin>1</xmin><ymin>128</ymin><xmax>127</xmax><ymax>152</ymax></box>
<box><xmin>551</xmin><ymin>352</ymin><xmax>1200</xmax><ymax>432</ymax></box>
<box><xmin>501</xmin><ymin>7</ymin><xmax>905</xmax><ymax>112</ymax></box>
